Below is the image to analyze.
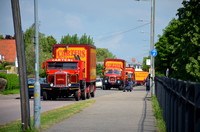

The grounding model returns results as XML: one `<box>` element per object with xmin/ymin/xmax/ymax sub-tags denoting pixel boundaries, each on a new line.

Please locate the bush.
<box><xmin>0</xmin><ymin>73</ymin><xmax>19</xmax><ymax>90</ymax></box>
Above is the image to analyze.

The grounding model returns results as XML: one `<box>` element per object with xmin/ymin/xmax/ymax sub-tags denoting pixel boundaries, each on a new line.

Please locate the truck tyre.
<box><xmin>91</xmin><ymin>90</ymin><xmax>95</xmax><ymax>97</ymax></box>
<box><xmin>75</xmin><ymin>90</ymin><xmax>80</xmax><ymax>101</ymax></box>
<box><xmin>81</xmin><ymin>89</ymin><xmax>86</xmax><ymax>100</ymax></box>
<box><xmin>103</xmin><ymin>85</ymin><xmax>106</xmax><ymax>90</ymax></box>
<box><xmin>86</xmin><ymin>91</ymin><xmax>90</xmax><ymax>99</ymax></box>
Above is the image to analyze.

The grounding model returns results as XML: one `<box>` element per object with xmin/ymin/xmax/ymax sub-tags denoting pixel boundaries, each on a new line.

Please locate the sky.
<box><xmin>0</xmin><ymin>0</ymin><xmax>184</xmax><ymax>63</ymax></box>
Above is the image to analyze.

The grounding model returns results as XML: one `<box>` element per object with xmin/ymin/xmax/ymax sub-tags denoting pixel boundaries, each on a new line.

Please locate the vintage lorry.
<box><xmin>42</xmin><ymin>44</ymin><xmax>96</xmax><ymax>101</ymax></box>
<box><xmin>102</xmin><ymin>59</ymin><xmax>126</xmax><ymax>90</ymax></box>
<box><xmin>125</xmin><ymin>67</ymin><xmax>136</xmax><ymax>87</ymax></box>
<box><xmin>135</xmin><ymin>71</ymin><xmax>148</xmax><ymax>85</ymax></box>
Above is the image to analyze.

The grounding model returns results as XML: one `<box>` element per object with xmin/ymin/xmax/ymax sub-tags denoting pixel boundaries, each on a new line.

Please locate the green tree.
<box><xmin>60</xmin><ymin>33</ymin><xmax>94</xmax><ymax>45</ymax></box>
<box><xmin>155</xmin><ymin>0</ymin><xmax>200</xmax><ymax>82</ymax></box>
<box><xmin>96</xmin><ymin>64</ymin><xmax>104</xmax><ymax>78</ymax></box>
<box><xmin>24</xmin><ymin>24</ymin><xmax>55</xmax><ymax>76</ymax></box>
<box><xmin>80</xmin><ymin>33</ymin><xmax>88</xmax><ymax>44</ymax></box>
<box><xmin>60</xmin><ymin>34</ymin><xmax>72</xmax><ymax>44</ymax></box>
<box><xmin>46</xmin><ymin>35</ymin><xmax>57</xmax><ymax>53</ymax></box>
<box><xmin>0</xmin><ymin>35</ymin><xmax>4</xmax><ymax>39</ymax></box>
<box><xmin>71</xmin><ymin>34</ymin><xmax>80</xmax><ymax>44</ymax></box>
<box><xmin>96</xmin><ymin>48</ymin><xmax>116</xmax><ymax>62</ymax></box>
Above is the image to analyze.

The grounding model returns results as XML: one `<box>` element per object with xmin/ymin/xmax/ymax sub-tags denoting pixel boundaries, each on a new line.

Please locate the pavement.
<box><xmin>44</xmin><ymin>86</ymin><xmax>156</xmax><ymax>132</ymax></box>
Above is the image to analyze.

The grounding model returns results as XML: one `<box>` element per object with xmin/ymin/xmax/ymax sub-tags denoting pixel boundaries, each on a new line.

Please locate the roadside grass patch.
<box><xmin>0</xmin><ymin>100</ymin><xmax>95</xmax><ymax>132</ymax></box>
<box><xmin>151</xmin><ymin>95</ymin><xmax>166</xmax><ymax>132</ymax></box>
<box><xmin>0</xmin><ymin>89</ymin><xmax>20</xmax><ymax>95</ymax></box>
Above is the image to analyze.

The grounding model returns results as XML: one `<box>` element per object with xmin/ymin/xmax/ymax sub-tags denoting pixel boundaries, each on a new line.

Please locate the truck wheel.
<box><xmin>75</xmin><ymin>90</ymin><xmax>80</xmax><ymax>101</ymax></box>
<box><xmin>91</xmin><ymin>90</ymin><xmax>95</xmax><ymax>97</ymax></box>
<box><xmin>103</xmin><ymin>85</ymin><xmax>106</xmax><ymax>90</ymax></box>
<box><xmin>81</xmin><ymin>89</ymin><xmax>86</xmax><ymax>100</ymax></box>
<box><xmin>86</xmin><ymin>91</ymin><xmax>90</xmax><ymax>99</ymax></box>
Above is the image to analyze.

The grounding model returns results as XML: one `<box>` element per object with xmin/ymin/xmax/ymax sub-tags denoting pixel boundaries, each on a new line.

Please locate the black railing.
<box><xmin>155</xmin><ymin>76</ymin><xmax>200</xmax><ymax>132</ymax></box>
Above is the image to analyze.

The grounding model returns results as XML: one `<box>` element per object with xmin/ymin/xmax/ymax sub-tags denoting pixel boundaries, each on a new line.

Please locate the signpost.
<box><xmin>150</xmin><ymin>49</ymin><xmax>157</xmax><ymax>96</ymax></box>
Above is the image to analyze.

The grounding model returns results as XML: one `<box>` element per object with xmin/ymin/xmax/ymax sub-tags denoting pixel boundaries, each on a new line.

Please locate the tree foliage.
<box><xmin>24</xmin><ymin>24</ymin><xmax>55</xmax><ymax>76</ymax></box>
<box><xmin>0</xmin><ymin>35</ymin><xmax>4</xmax><ymax>39</ymax></box>
<box><xmin>155</xmin><ymin>0</ymin><xmax>200</xmax><ymax>82</ymax></box>
<box><xmin>96</xmin><ymin>48</ymin><xmax>116</xmax><ymax>62</ymax></box>
<box><xmin>60</xmin><ymin>33</ymin><xmax>94</xmax><ymax>45</ymax></box>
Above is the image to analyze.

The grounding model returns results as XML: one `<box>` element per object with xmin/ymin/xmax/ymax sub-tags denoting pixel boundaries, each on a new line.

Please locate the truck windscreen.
<box><xmin>48</xmin><ymin>62</ymin><xmax>77</xmax><ymax>69</ymax></box>
<box><xmin>105</xmin><ymin>69</ymin><xmax>121</xmax><ymax>75</ymax></box>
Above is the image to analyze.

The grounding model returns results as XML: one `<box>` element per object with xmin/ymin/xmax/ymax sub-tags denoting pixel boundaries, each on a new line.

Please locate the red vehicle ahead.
<box><xmin>125</xmin><ymin>67</ymin><xmax>136</xmax><ymax>87</ymax></box>
<box><xmin>42</xmin><ymin>44</ymin><xmax>96</xmax><ymax>101</ymax></box>
<box><xmin>102</xmin><ymin>59</ymin><xmax>126</xmax><ymax>90</ymax></box>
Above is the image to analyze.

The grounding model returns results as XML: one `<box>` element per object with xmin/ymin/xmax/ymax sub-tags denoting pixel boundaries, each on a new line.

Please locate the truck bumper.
<box><xmin>42</xmin><ymin>83</ymin><xmax>80</xmax><ymax>91</ymax></box>
<box><xmin>103</xmin><ymin>79</ymin><xmax>123</xmax><ymax>88</ymax></box>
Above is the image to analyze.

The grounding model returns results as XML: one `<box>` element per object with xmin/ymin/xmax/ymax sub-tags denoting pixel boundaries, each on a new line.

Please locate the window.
<box><xmin>105</xmin><ymin>69</ymin><xmax>113</xmax><ymax>74</ymax></box>
<box><xmin>114</xmin><ymin>70</ymin><xmax>121</xmax><ymax>75</ymax></box>
<box><xmin>48</xmin><ymin>62</ymin><xmax>77</xmax><ymax>70</ymax></box>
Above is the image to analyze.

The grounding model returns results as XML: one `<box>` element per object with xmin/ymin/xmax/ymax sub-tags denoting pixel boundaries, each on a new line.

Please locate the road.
<box><xmin>0</xmin><ymin>88</ymin><xmax>117</xmax><ymax>125</ymax></box>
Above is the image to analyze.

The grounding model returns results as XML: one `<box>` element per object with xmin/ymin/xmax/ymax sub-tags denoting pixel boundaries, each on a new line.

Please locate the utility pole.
<box><xmin>34</xmin><ymin>0</ymin><xmax>41</xmax><ymax>129</ymax></box>
<box><xmin>152</xmin><ymin>0</ymin><xmax>155</xmax><ymax>95</ymax></box>
<box><xmin>11</xmin><ymin>0</ymin><xmax>30</xmax><ymax>130</ymax></box>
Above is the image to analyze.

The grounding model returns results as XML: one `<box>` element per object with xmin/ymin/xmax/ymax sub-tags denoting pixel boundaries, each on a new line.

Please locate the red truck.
<box><xmin>125</xmin><ymin>67</ymin><xmax>136</xmax><ymax>87</ymax></box>
<box><xmin>102</xmin><ymin>59</ymin><xmax>126</xmax><ymax>90</ymax></box>
<box><xmin>42</xmin><ymin>44</ymin><xmax>96</xmax><ymax>101</ymax></box>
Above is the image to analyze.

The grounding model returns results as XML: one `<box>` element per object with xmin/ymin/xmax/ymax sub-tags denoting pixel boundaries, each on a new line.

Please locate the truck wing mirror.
<box><xmin>42</xmin><ymin>62</ymin><xmax>45</xmax><ymax>69</ymax></box>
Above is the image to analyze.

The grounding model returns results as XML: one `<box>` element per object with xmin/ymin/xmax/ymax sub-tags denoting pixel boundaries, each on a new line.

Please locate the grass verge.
<box><xmin>0</xmin><ymin>100</ymin><xmax>95</xmax><ymax>132</ymax></box>
<box><xmin>151</xmin><ymin>95</ymin><xmax>166</xmax><ymax>132</ymax></box>
<box><xmin>0</xmin><ymin>89</ymin><xmax>20</xmax><ymax>95</ymax></box>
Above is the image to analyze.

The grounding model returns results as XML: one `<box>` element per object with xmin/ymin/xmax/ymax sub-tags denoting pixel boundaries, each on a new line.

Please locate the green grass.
<box><xmin>0</xmin><ymin>89</ymin><xmax>20</xmax><ymax>95</ymax></box>
<box><xmin>151</xmin><ymin>95</ymin><xmax>166</xmax><ymax>132</ymax></box>
<box><xmin>0</xmin><ymin>100</ymin><xmax>95</xmax><ymax>132</ymax></box>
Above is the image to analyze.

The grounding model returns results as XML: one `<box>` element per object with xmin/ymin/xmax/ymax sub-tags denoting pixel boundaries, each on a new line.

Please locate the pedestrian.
<box><xmin>146</xmin><ymin>74</ymin><xmax>150</xmax><ymax>91</ymax></box>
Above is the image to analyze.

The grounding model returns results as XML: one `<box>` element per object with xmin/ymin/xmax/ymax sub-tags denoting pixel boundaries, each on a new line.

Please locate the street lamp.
<box><xmin>136</xmin><ymin>0</ymin><xmax>155</xmax><ymax>96</ymax></box>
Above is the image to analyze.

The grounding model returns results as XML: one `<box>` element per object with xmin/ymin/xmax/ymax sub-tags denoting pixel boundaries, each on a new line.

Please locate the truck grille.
<box><xmin>55</xmin><ymin>72</ymin><xmax>67</xmax><ymax>87</ymax></box>
<box><xmin>109</xmin><ymin>76</ymin><xmax>116</xmax><ymax>83</ymax></box>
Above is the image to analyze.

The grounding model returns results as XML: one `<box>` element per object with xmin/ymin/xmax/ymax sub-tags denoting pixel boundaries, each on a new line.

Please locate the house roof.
<box><xmin>0</xmin><ymin>39</ymin><xmax>16</xmax><ymax>63</ymax></box>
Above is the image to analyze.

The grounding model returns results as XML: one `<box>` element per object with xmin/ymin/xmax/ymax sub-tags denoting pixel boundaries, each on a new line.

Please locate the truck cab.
<box><xmin>102</xmin><ymin>59</ymin><xmax>126</xmax><ymax>90</ymax></box>
<box><xmin>42</xmin><ymin>58</ymin><xmax>85</xmax><ymax>101</ymax></box>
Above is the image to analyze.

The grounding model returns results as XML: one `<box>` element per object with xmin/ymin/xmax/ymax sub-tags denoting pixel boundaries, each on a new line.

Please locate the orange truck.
<box><xmin>42</xmin><ymin>44</ymin><xmax>96</xmax><ymax>101</ymax></box>
<box><xmin>125</xmin><ymin>67</ymin><xmax>136</xmax><ymax>87</ymax></box>
<box><xmin>102</xmin><ymin>59</ymin><xmax>126</xmax><ymax>90</ymax></box>
<box><xmin>135</xmin><ymin>71</ymin><xmax>148</xmax><ymax>85</ymax></box>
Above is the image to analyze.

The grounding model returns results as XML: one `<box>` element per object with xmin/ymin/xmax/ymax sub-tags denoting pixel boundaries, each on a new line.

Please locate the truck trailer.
<box><xmin>135</xmin><ymin>71</ymin><xmax>148</xmax><ymax>85</ymax></box>
<box><xmin>42</xmin><ymin>44</ymin><xmax>96</xmax><ymax>101</ymax></box>
<box><xmin>102</xmin><ymin>59</ymin><xmax>126</xmax><ymax>90</ymax></box>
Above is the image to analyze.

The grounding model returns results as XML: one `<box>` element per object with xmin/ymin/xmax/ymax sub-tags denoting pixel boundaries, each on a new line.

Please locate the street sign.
<box><xmin>146</xmin><ymin>59</ymin><xmax>150</xmax><ymax>65</ymax></box>
<box><xmin>151</xmin><ymin>49</ymin><xmax>157</xmax><ymax>57</ymax></box>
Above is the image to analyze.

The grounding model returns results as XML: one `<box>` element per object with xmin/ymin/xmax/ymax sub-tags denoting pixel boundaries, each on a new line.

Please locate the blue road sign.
<box><xmin>151</xmin><ymin>49</ymin><xmax>157</xmax><ymax>57</ymax></box>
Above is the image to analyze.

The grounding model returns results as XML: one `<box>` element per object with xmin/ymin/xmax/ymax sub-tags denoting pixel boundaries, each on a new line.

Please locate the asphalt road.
<box><xmin>0</xmin><ymin>88</ymin><xmax>117</xmax><ymax>125</ymax></box>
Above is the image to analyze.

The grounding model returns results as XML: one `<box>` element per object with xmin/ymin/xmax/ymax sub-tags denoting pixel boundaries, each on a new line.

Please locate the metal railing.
<box><xmin>155</xmin><ymin>76</ymin><xmax>200</xmax><ymax>132</ymax></box>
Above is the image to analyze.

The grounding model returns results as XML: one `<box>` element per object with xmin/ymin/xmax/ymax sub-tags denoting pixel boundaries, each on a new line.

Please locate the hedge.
<box><xmin>0</xmin><ymin>73</ymin><xmax>19</xmax><ymax>90</ymax></box>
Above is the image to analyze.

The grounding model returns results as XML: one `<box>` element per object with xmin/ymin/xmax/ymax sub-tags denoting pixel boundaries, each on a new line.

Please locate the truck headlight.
<box><xmin>50</xmin><ymin>83</ymin><xmax>53</xmax><ymax>87</ymax></box>
<box><xmin>68</xmin><ymin>83</ymin><xmax>71</xmax><ymax>87</ymax></box>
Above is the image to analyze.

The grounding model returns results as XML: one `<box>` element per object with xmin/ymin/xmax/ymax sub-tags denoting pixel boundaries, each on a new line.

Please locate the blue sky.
<box><xmin>0</xmin><ymin>0</ymin><xmax>183</xmax><ymax>63</ymax></box>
